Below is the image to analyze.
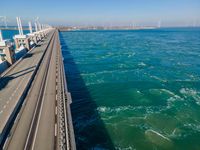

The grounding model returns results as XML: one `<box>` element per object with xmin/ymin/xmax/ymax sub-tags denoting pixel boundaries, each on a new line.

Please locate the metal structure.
<box><xmin>16</xmin><ymin>17</ymin><xmax>24</xmax><ymax>35</ymax></box>
<box><xmin>28</xmin><ymin>22</ymin><xmax>33</xmax><ymax>34</ymax></box>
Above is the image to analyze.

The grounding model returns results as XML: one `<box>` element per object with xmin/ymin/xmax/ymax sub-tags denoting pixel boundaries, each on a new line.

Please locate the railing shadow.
<box><xmin>0</xmin><ymin>67</ymin><xmax>35</xmax><ymax>91</ymax></box>
<box><xmin>59</xmin><ymin>33</ymin><xmax>115</xmax><ymax>150</ymax></box>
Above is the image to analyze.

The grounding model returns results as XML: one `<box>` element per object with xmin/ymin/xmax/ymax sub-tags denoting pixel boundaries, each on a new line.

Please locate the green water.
<box><xmin>60</xmin><ymin>28</ymin><xmax>200</xmax><ymax>150</ymax></box>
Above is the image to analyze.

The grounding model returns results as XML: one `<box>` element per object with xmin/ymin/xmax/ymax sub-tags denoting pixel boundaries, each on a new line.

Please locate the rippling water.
<box><xmin>60</xmin><ymin>28</ymin><xmax>200</xmax><ymax>150</ymax></box>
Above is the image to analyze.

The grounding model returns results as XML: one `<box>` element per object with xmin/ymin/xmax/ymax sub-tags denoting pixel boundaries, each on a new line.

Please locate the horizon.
<box><xmin>0</xmin><ymin>0</ymin><xmax>200</xmax><ymax>27</ymax></box>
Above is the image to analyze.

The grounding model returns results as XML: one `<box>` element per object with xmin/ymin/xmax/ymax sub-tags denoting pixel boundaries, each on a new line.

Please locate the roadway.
<box><xmin>0</xmin><ymin>29</ymin><xmax>76</xmax><ymax>150</ymax></box>
<box><xmin>3</xmin><ymin>31</ymin><xmax>56</xmax><ymax>150</ymax></box>
<box><xmin>0</xmin><ymin>30</ymin><xmax>55</xmax><ymax>147</ymax></box>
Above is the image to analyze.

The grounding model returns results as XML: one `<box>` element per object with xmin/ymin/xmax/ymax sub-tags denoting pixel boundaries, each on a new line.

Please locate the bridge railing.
<box><xmin>57</xmin><ymin>30</ymin><xmax>76</xmax><ymax>150</ymax></box>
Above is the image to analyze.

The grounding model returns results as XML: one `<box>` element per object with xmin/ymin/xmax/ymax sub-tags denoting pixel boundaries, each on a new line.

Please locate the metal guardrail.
<box><xmin>56</xmin><ymin>30</ymin><xmax>76</xmax><ymax>150</ymax></box>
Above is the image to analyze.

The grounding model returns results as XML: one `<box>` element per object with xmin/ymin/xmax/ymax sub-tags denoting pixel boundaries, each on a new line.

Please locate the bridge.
<box><xmin>0</xmin><ymin>28</ymin><xmax>76</xmax><ymax>149</ymax></box>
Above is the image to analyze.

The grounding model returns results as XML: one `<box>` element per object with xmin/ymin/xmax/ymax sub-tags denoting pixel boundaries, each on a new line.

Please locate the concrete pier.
<box><xmin>14</xmin><ymin>17</ymin><xmax>31</xmax><ymax>51</ymax></box>
<box><xmin>0</xmin><ymin>19</ymin><xmax>50</xmax><ymax>73</ymax></box>
<box><xmin>0</xmin><ymin>41</ymin><xmax>15</xmax><ymax>66</ymax></box>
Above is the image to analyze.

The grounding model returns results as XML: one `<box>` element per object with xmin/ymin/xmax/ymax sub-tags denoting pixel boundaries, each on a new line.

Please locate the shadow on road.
<box><xmin>0</xmin><ymin>67</ymin><xmax>35</xmax><ymax>91</ymax></box>
<box><xmin>59</xmin><ymin>33</ymin><xmax>115</xmax><ymax>150</ymax></box>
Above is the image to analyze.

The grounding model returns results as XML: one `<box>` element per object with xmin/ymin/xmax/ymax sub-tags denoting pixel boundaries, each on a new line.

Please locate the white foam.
<box><xmin>115</xmin><ymin>146</ymin><xmax>136</xmax><ymax>150</ymax></box>
<box><xmin>145</xmin><ymin>129</ymin><xmax>171</xmax><ymax>142</ymax></box>
<box><xmin>183</xmin><ymin>123</ymin><xmax>200</xmax><ymax>132</ymax></box>
<box><xmin>97</xmin><ymin>105</ymin><xmax>167</xmax><ymax>115</ymax></box>
<box><xmin>128</xmin><ymin>52</ymin><xmax>135</xmax><ymax>58</ymax></box>
<box><xmin>150</xmin><ymin>75</ymin><xmax>167</xmax><ymax>82</ymax></box>
<box><xmin>138</xmin><ymin>62</ymin><xmax>146</xmax><ymax>67</ymax></box>
<box><xmin>160</xmin><ymin>89</ymin><xmax>176</xmax><ymax>96</ymax></box>
<box><xmin>180</xmin><ymin>88</ymin><xmax>198</xmax><ymax>95</ymax></box>
<box><xmin>180</xmin><ymin>88</ymin><xmax>200</xmax><ymax>105</ymax></box>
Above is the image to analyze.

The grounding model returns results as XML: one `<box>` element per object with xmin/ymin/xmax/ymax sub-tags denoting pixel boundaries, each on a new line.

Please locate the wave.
<box><xmin>138</xmin><ymin>62</ymin><xmax>147</xmax><ymax>67</ymax></box>
<box><xmin>180</xmin><ymin>88</ymin><xmax>200</xmax><ymax>105</ymax></box>
<box><xmin>180</xmin><ymin>88</ymin><xmax>198</xmax><ymax>95</ymax></box>
<box><xmin>97</xmin><ymin>105</ymin><xmax>167</xmax><ymax>115</ymax></box>
<box><xmin>169</xmin><ymin>123</ymin><xmax>200</xmax><ymax>139</ymax></box>
<box><xmin>150</xmin><ymin>75</ymin><xmax>167</xmax><ymax>82</ymax></box>
<box><xmin>81</xmin><ymin>69</ymin><xmax>134</xmax><ymax>77</ymax></box>
<box><xmin>183</xmin><ymin>123</ymin><xmax>200</xmax><ymax>132</ymax></box>
<box><xmin>145</xmin><ymin>129</ymin><xmax>173</xmax><ymax>148</ymax></box>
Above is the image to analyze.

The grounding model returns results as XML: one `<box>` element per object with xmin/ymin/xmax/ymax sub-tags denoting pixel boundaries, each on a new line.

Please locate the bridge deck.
<box><xmin>0</xmin><ymin>30</ymin><xmax>54</xmax><ymax>134</ymax></box>
<box><xmin>0</xmin><ymin>29</ymin><xmax>76</xmax><ymax>149</ymax></box>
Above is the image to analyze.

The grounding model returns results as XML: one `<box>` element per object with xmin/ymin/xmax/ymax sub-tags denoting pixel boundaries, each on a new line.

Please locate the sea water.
<box><xmin>59</xmin><ymin>28</ymin><xmax>200</xmax><ymax>150</ymax></box>
<box><xmin>1</xmin><ymin>29</ymin><xmax>29</xmax><ymax>41</ymax></box>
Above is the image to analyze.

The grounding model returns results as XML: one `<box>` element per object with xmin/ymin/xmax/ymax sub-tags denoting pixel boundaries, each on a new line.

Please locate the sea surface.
<box><xmin>1</xmin><ymin>29</ymin><xmax>29</xmax><ymax>41</ymax></box>
<box><xmin>60</xmin><ymin>28</ymin><xmax>200</xmax><ymax>150</ymax></box>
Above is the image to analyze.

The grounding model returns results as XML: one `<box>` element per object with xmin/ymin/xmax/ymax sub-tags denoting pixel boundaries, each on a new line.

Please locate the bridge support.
<box><xmin>14</xmin><ymin>17</ymin><xmax>31</xmax><ymax>51</ymax></box>
<box><xmin>14</xmin><ymin>35</ymin><xmax>31</xmax><ymax>51</ymax></box>
<box><xmin>0</xmin><ymin>31</ymin><xmax>15</xmax><ymax>65</ymax></box>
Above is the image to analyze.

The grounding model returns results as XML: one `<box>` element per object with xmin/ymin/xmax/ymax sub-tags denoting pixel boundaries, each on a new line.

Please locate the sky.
<box><xmin>0</xmin><ymin>0</ymin><xmax>200</xmax><ymax>27</ymax></box>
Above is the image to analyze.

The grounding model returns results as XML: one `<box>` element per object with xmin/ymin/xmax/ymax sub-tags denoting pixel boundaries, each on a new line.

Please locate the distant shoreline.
<box><xmin>0</xmin><ymin>27</ymin><xmax>30</xmax><ymax>30</ymax></box>
<box><xmin>57</xmin><ymin>26</ymin><xmax>200</xmax><ymax>32</ymax></box>
<box><xmin>57</xmin><ymin>26</ymin><xmax>157</xmax><ymax>31</ymax></box>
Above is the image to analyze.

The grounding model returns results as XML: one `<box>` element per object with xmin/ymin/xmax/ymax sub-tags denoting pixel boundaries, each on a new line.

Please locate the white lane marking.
<box><xmin>0</xmin><ymin>110</ymin><xmax>3</xmax><ymax>114</ymax></box>
<box><xmin>30</xmin><ymin>59</ymin><xmax>50</xmax><ymax>150</ymax></box>
<box><xmin>55</xmin><ymin>123</ymin><xmax>57</xmax><ymax>136</ymax></box>
<box><xmin>0</xmin><ymin>76</ymin><xmax>27</xmax><ymax>117</ymax></box>
<box><xmin>55</xmin><ymin>106</ymin><xmax>57</xmax><ymax>115</ymax></box>
<box><xmin>7</xmin><ymin>76</ymin><xmax>26</xmax><ymax>102</ymax></box>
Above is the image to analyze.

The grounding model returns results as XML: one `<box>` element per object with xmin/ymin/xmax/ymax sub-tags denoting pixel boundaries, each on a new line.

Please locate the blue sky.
<box><xmin>0</xmin><ymin>0</ymin><xmax>200</xmax><ymax>27</ymax></box>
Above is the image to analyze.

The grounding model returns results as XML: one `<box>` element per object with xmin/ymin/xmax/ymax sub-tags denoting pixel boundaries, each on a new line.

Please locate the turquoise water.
<box><xmin>60</xmin><ymin>28</ymin><xmax>200</xmax><ymax>150</ymax></box>
<box><xmin>1</xmin><ymin>29</ymin><xmax>29</xmax><ymax>41</ymax></box>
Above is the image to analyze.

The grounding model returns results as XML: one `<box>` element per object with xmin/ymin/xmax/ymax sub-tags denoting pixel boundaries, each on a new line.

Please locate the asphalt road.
<box><xmin>4</xmin><ymin>30</ymin><xmax>60</xmax><ymax>150</ymax></box>
<box><xmin>0</xmin><ymin>30</ymin><xmax>55</xmax><ymax>146</ymax></box>
<box><xmin>1</xmin><ymin>30</ymin><xmax>76</xmax><ymax>150</ymax></box>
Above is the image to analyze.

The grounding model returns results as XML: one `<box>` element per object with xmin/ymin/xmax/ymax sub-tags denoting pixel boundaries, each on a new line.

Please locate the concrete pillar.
<box><xmin>0</xmin><ymin>40</ymin><xmax>15</xmax><ymax>65</ymax></box>
<box><xmin>37</xmin><ymin>33</ymin><xmax>42</xmax><ymax>41</ymax></box>
<box><xmin>3</xmin><ymin>46</ymin><xmax>15</xmax><ymax>65</ymax></box>
<box><xmin>14</xmin><ymin>35</ymin><xmax>31</xmax><ymax>51</ymax></box>
<box><xmin>33</xmin><ymin>36</ymin><xmax>38</xmax><ymax>44</ymax></box>
<box><xmin>14</xmin><ymin>38</ymin><xmax>20</xmax><ymax>49</ymax></box>
<box><xmin>25</xmin><ymin>38</ymin><xmax>31</xmax><ymax>50</ymax></box>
